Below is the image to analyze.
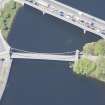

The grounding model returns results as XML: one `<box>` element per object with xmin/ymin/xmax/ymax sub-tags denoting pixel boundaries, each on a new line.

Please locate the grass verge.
<box><xmin>0</xmin><ymin>0</ymin><xmax>22</xmax><ymax>39</ymax></box>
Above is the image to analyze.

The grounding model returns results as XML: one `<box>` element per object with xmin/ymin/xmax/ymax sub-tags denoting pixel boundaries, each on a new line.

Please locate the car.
<box><xmin>65</xmin><ymin>15</ymin><xmax>70</xmax><ymax>19</ymax></box>
<box><xmin>96</xmin><ymin>29</ymin><xmax>100</xmax><ymax>32</ymax></box>
<box><xmin>34</xmin><ymin>2</ymin><xmax>39</xmax><ymax>6</ymax></box>
<box><xmin>59</xmin><ymin>11</ymin><xmax>64</xmax><ymax>16</ymax></box>
<box><xmin>80</xmin><ymin>20</ymin><xmax>85</xmax><ymax>23</ymax></box>
<box><xmin>48</xmin><ymin>5</ymin><xmax>56</xmax><ymax>12</ymax></box>
<box><xmin>74</xmin><ymin>16</ymin><xmax>79</xmax><ymax>21</ymax></box>
<box><xmin>101</xmin><ymin>31</ymin><xmax>105</xmax><ymax>35</ymax></box>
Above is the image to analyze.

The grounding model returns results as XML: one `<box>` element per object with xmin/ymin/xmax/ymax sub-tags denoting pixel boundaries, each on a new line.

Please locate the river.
<box><xmin>1</xmin><ymin>0</ymin><xmax>105</xmax><ymax>105</ymax></box>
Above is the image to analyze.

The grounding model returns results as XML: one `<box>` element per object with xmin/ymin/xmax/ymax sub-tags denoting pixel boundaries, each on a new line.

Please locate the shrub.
<box><xmin>73</xmin><ymin>58</ymin><xmax>96</xmax><ymax>76</ymax></box>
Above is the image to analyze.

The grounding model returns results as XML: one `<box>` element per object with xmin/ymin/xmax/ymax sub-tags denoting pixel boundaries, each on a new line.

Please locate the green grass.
<box><xmin>0</xmin><ymin>0</ymin><xmax>22</xmax><ymax>39</ymax></box>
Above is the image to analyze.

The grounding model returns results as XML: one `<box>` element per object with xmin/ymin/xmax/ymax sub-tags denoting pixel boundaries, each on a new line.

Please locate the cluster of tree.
<box><xmin>83</xmin><ymin>39</ymin><xmax>105</xmax><ymax>56</ymax></box>
<box><xmin>0</xmin><ymin>1</ymin><xmax>21</xmax><ymax>39</ymax></box>
<box><xmin>73</xmin><ymin>58</ymin><xmax>96</xmax><ymax>76</ymax></box>
<box><xmin>73</xmin><ymin>40</ymin><xmax>105</xmax><ymax>82</ymax></box>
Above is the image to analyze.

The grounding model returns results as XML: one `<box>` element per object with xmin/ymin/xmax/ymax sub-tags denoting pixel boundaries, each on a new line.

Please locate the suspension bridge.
<box><xmin>14</xmin><ymin>0</ymin><xmax>105</xmax><ymax>39</ymax></box>
<box><xmin>0</xmin><ymin>36</ymin><xmax>81</xmax><ymax>100</ymax></box>
<box><xmin>10</xmin><ymin>48</ymin><xmax>80</xmax><ymax>62</ymax></box>
<box><xmin>0</xmin><ymin>30</ymin><xmax>81</xmax><ymax>101</ymax></box>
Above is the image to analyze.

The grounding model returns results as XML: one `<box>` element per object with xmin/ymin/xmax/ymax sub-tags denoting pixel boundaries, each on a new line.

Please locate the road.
<box><xmin>0</xmin><ymin>0</ymin><xmax>10</xmax><ymax>9</ymax></box>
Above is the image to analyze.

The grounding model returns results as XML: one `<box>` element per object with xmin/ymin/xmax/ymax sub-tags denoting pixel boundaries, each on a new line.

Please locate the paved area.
<box><xmin>0</xmin><ymin>33</ymin><xmax>7</xmax><ymax>52</ymax></box>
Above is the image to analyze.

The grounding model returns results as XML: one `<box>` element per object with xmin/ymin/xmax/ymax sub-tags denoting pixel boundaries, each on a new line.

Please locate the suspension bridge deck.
<box><xmin>10</xmin><ymin>48</ymin><xmax>80</xmax><ymax>62</ymax></box>
<box><xmin>11</xmin><ymin>51</ymin><xmax>79</xmax><ymax>62</ymax></box>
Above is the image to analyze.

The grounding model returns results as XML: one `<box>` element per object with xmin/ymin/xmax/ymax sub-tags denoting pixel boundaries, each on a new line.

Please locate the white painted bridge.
<box><xmin>15</xmin><ymin>0</ymin><xmax>105</xmax><ymax>39</ymax></box>
<box><xmin>11</xmin><ymin>52</ymin><xmax>75</xmax><ymax>61</ymax></box>
<box><xmin>0</xmin><ymin>31</ymin><xmax>80</xmax><ymax>101</ymax></box>
<box><xmin>10</xmin><ymin>49</ymin><xmax>80</xmax><ymax>62</ymax></box>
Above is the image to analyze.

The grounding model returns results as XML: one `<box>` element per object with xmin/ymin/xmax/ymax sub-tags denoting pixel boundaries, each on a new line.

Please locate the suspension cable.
<box><xmin>11</xmin><ymin>47</ymin><xmax>76</xmax><ymax>55</ymax></box>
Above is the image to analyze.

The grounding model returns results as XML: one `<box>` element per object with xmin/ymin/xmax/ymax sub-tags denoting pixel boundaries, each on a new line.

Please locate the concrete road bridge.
<box><xmin>14</xmin><ymin>0</ymin><xmax>105</xmax><ymax>39</ymax></box>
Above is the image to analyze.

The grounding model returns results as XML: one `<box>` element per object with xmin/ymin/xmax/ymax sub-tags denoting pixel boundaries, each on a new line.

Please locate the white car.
<box><xmin>48</xmin><ymin>5</ymin><xmax>56</xmax><ymax>12</ymax></box>
<box><xmin>65</xmin><ymin>15</ymin><xmax>70</xmax><ymax>19</ymax></box>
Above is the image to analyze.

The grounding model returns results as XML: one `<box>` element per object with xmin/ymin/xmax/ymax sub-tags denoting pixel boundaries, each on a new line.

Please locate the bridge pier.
<box><xmin>83</xmin><ymin>29</ymin><xmax>87</xmax><ymax>34</ymax></box>
<box><xmin>42</xmin><ymin>11</ymin><xmax>46</xmax><ymax>15</ymax></box>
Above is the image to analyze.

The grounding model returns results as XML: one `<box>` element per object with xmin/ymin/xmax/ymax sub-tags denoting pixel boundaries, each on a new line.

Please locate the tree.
<box><xmin>83</xmin><ymin>42</ymin><xmax>95</xmax><ymax>55</ymax></box>
<box><xmin>12</xmin><ymin>2</ymin><xmax>16</xmax><ymax>9</ymax></box>
<box><xmin>73</xmin><ymin>58</ymin><xmax>96</xmax><ymax>76</ymax></box>
<box><xmin>96</xmin><ymin>56</ymin><xmax>105</xmax><ymax>74</ymax></box>
<box><xmin>83</xmin><ymin>40</ymin><xmax>105</xmax><ymax>56</ymax></box>
<box><xmin>94</xmin><ymin>40</ymin><xmax>105</xmax><ymax>56</ymax></box>
<box><xmin>72</xmin><ymin>40</ymin><xmax>105</xmax><ymax>82</ymax></box>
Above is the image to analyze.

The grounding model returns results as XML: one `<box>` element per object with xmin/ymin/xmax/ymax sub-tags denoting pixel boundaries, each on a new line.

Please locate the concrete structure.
<box><xmin>14</xmin><ymin>0</ymin><xmax>105</xmax><ymax>39</ymax></box>
<box><xmin>0</xmin><ymin>31</ymin><xmax>12</xmax><ymax>101</ymax></box>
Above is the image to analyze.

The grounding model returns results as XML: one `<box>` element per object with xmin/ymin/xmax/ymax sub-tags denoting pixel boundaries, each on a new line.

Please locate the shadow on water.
<box><xmin>1</xmin><ymin>4</ymin><xmax>105</xmax><ymax>105</ymax></box>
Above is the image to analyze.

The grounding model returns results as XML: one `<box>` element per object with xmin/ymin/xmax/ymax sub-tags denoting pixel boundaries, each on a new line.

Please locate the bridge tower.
<box><xmin>74</xmin><ymin>50</ymin><xmax>79</xmax><ymax>64</ymax></box>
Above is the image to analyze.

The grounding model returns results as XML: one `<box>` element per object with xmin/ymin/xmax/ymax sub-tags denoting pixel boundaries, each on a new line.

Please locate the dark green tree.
<box><xmin>73</xmin><ymin>58</ymin><xmax>96</xmax><ymax>76</ymax></box>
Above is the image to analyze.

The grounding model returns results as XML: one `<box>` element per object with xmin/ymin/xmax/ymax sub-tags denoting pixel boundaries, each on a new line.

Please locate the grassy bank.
<box><xmin>0</xmin><ymin>0</ymin><xmax>22</xmax><ymax>39</ymax></box>
<box><xmin>73</xmin><ymin>40</ymin><xmax>105</xmax><ymax>82</ymax></box>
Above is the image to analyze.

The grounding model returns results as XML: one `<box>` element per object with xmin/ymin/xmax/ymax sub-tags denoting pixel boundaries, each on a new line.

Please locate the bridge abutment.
<box><xmin>14</xmin><ymin>0</ymin><xmax>25</xmax><ymax>5</ymax></box>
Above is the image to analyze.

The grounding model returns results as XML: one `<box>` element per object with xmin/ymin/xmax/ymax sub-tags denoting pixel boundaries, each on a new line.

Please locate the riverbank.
<box><xmin>0</xmin><ymin>0</ymin><xmax>21</xmax><ymax>101</ymax></box>
<box><xmin>0</xmin><ymin>0</ymin><xmax>22</xmax><ymax>39</ymax></box>
<box><xmin>73</xmin><ymin>39</ymin><xmax>105</xmax><ymax>82</ymax></box>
